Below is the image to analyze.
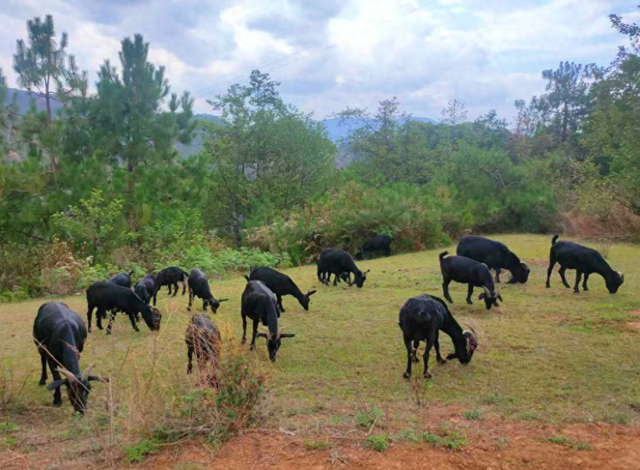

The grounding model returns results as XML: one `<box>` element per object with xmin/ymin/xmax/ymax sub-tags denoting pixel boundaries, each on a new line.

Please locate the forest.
<box><xmin>0</xmin><ymin>8</ymin><xmax>639</xmax><ymax>300</ymax></box>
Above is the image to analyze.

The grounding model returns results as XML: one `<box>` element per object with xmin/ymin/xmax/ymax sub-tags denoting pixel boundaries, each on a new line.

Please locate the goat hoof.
<box><xmin>403</xmin><ymin>372</ymin><xmax>411</xmax><ymax>379</ymax></box>
<box><xmin>545</xmin><ymin>284</ymin><xmax>550</xmax><ymax>288</ymax></box>
<box><xmin>412</xmin><ymin>357</ymin><xmax>419</xmax><ymax>363</ymax></box>
<box><xmin>39</xmin><ymin>379</ymin><xmax>46</xmax><ymax>386</ymax></box>
<box><xmin>53</xmin><ymin>400</ymin><xmax>62</xmax><ymax>407</ymax></box>
<box><xmin>241</xmin><ymin>338</ymin><xmax>246</xmax><ymax>345</ymax></box>
<box><xmin>249</xmin><ymin>345</ymin><xmax>255</xmax><ymax>351</ymax></box>
<box><xmin>438</xmin><ymin>359</ymin><xmax>447</xmax><ymax>365</ymax></box>
<box><xmin>573</xmin><ymin>290</ymin><xmax>580</xmax><ymax>294</ymax></box>
<box><xmin>423</xmin><ymin>372</ymin><xmax>432</xmax><ymax>379</ymax></box>
<box><xmin>466</xmin><ymin>300</ymin><xmax>473</xmax><ymax>305</ymax></box>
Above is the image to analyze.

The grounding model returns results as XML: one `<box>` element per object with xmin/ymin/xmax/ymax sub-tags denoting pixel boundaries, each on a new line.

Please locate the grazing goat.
<box><xmin>134</xmin><ymin>274</ymin><xmax>158</xmax><ymax>306</ymax></box>
<box><xmin>457</xmin><ymin>235</ymin><xmax>530</xmax><ymax>284</ymax></box>
<box><xmin>439</xmin><ymin>252</ymin><xmax>502</xmax><ymax>310</ymax></box>
<box><xmin>546</xmin><ymin>235</ymin><xmax>624</xmax><ymax>294</ymax></box>
<box><xmin>188</xmin><ymin>269</ymin><xmax>228</xmax><ymax>312</ymax></box>
<box><xmin>249</xmin><ymin>266</ymin><xmax>316</xmax><ymax>312</ymax></box>
<box><xmin>399</xmin><ymin>294</ymin><xmax>478</xmax><ymax>379</ymax></box>
<box><xmin>241</xmin><ymin>280</ymin><xmax>295</xmax><ymax>361</ymax></box>
<box><xmin>317</xmin><ymin>248</ymin><xmax>370</xmax><ymax>288</ymax></box>
<box><xmin>156</xmin><ymin>266</ymin><xmax>190</xmax><ymax>296</ymax></box>
<box><xmin>185</xmin><ymin>314</ymin><xmax>221</xmax><ymax>385</ymax></box>
<box><xmin>355</xmin><ymin>235</ymin><xmax>393</xmax><ymax>260</ymax></box>
<box><xmin>86</xmin><ymin>282</ymin><xmax>162</xmax><ymax>334</ymax></box>
<box><xmin>33</xmin><ymin>302</ymin><xmax>107</xmax><ymax>413</ymax></box>
<box><xmin>109</xmin><ymin>271</ymin><xmax>134</xmax><ymax>288</ymax></box>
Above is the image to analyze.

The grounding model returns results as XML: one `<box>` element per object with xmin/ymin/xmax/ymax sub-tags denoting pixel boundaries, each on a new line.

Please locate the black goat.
<box><xmin>355</xmin><ymin>235</ymin><xmax>393</xmax><ymax>260</ymax></box>
<box><xmin>156</xmin><ymin>266</ymin><xmax>190</xmax><ymax>296</ymax></box>
<box><xmin>86</xmin><ymin>282</ymin><xmax>162</xmax><ymax>334</ymax></box>
<box><xmin>185</xmin><ymin>313</ymin><xmax>221</xmax><ymax>385</ymax></box>
<box><xmin>546</xmin><ymin>235</ymin><xmax>624</xmax><ymax>294</ymax></box>
<box><xmin>109</xmin><ymin>271</ymin><xmax>134</xmax><ymax>288</ymax></box>
<box><xmin>188</xmin><ymin>269</ymin><xmax>228</xmax><ymax>312</ymax></box>
<box><xmin>249</xmin><ymin>266</ymin><xmax>316</xmax><ymax>312</ymax></box>
<box><xmin>399</xmin><ymin>294</ymin><xmax>478</xmax><ymax>379</ymax></box>
<box><xmin>439</xmin><ymin>252</ymin><xmax>502</xmax><ymax>309</ymax></box>
<box><xmin>33</xmin><ymin>302</ymin><xmax>107</xmax><ymax>413</ymax></box>
<box><xmin>241</xmin><ymin>280</ymin><xmax>295</xmax><ymax>361</ymax></box>
<box><xmin>134</xmin><ymin>274</ymin><xmax>158</xmax><ymax>306</ymax></box>
<box><xmin>457</xmin><ymin>235</ymin><xmax>530</xmax><ymax>284</ymax></box>
<box><xmin>317</xmin><ymin>248</ymin><xmax>370</xmax><ymax>288</ymax></box>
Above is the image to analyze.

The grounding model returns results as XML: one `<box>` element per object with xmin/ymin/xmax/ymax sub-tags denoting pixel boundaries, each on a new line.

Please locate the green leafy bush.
<box><xmin>365</xmin><ymin>434</ymin><xmax>389</xmax><ymax>452</ymax></box>
<box><xmin>124</xmin><ymin>439</ymin><xmax>160</xmax><ymax>463</ymax></box>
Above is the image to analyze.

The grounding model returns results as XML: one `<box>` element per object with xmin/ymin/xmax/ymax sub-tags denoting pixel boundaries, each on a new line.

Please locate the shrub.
<box><xmin>246</xmin><ymin>181</ymin><xmax>451</xmax><ymax>264</ymax></box>
<box><xmin>421</xmin><ymin>429</ymin><xmax>467</xmax><ymax>450</ymax></box>
<box><xmin>124</xmin><ymin>439</ymin><xmax>160</xmax><ymax>463</ymax></box>
<box><xmin>356</xmin><ymin>406</ymin><xmax>384</xmax><ymax>429</ymax></box>
<box><xmin>365</xmin><ymin>435</ymin><xmax>389</xmax><ymax>452</ymax></box>
<box><xmin>462</xmin><ymin>409</ymin><xmax>483</xmax><ymax>421</ymax></box>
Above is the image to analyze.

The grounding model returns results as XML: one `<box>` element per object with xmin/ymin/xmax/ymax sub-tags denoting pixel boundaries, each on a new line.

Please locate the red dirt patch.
<box><xmin>625</xmin><ymin>310</ymin><xmax>640</xmax><ymax>332</ymax></box>
<box><xmin>3</xmin><ymin>420</ymin><xmax>640</xmax><ymax>470</ymax></box>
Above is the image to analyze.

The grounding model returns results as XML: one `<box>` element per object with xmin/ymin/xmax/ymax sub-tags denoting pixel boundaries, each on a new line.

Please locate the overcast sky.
<box><xmin>0</xmin><ymin>0</ymin><xmax>638</xmax><ymax>122</ymax></box>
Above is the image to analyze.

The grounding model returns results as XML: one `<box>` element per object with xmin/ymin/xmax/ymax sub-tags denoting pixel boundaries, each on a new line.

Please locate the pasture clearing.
<box><xmin>1</xmin><ymin>234</ymin><xmax>640</xmax><ymax>469</ymax></box>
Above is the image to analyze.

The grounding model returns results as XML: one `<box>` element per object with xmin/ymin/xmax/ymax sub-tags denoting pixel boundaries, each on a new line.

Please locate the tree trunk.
<box><xmin>561</xmin><ymin>101</ymin><xmax>569</xmax><ymax>142</ymax></box>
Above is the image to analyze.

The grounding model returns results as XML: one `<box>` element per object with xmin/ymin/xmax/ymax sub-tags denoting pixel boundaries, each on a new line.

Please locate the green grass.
<box><xmin>364</xmin><ymin>434</ymin><xmax>389</xmax><ymax>452</ymax></box>
<box><xmin>1</xmin><ymin>234</ymin><xmax>640</xmax><ymax>454</ymax></box>
<box><xmin>547</xmin><ymin>435</ymin><xmax>593</xmax><ymax>451</ymax></box>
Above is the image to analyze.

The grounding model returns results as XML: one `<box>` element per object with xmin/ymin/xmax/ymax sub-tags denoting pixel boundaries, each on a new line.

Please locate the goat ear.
<box><xmin>307</xmin><ymin>290</ymin><xmax>317</xmax><ymax>297</ymax></box>
<box><xmin>478</xmin><ymin>293</ymin><xmax>486</xmax><ymax>300</ymax></box>
<box><xmin>446</xmin><ymin>353</ymin><xmax>457</xmax><ymax>360</ymax></box>
<box><xmin>365</xmin><ymin>269</ymin><xmax>371</xmax><ymax>274</ymax></box>
<box><xmin>498</xmin><ymin>295</ymin><xmax>503</xmax><ymax>302</ymax></box>
<box><xmin>88</xmin><ymin>375</ymin><xmax>109</xmax><ymax>383</ymax></box>
<box><xmin>218</xmin><ymin>298</ymin><xmax>229</xmax><ymax>303</ymax></box>
<box><xmin>47</xmin><ymin>379</ymin><xmax>67</xmax><ymax>391</ymax></box>
<box><xmin>280</xmin><ymin>333</ymin><xmax>295</xmax><ymax>338</ymax></box>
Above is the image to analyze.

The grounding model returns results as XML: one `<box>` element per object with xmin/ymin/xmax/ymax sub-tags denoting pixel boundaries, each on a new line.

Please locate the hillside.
<box><xmin>1</xmin><ymin>235</ymin><xmax>639</xmax><ymax>468</ymax></box>
<box><xmin>2</xmin><ymin>91</ymin><xmax>436</xmax><ymax>163</ymax></box>
<box><xmin>4</xmin><ymin>88</ymin><xmax>64</xmax><ymax>117</ymax></box>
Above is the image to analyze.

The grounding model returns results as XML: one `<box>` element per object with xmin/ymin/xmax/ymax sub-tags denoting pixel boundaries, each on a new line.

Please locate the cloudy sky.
<box><xmin>0</xmin><ymin>0</ymin><xmax>638</xmax><ymax>122</ymax></box>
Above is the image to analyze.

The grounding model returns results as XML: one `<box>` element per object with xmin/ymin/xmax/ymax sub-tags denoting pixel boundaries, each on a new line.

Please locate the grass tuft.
<box><xmin>365</xmin><ymin>434</ymin><xmax>390</xmax><ymax>452</ymax></box>
<box><xmin>547</xmin><ymin>435</ymin><xmax>593</xmax><ymax>451</ymax></box>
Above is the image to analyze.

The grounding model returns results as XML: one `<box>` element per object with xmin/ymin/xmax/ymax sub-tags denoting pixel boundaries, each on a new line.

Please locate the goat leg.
<box><xmin>403</xmin><ymin>338</ymin><xmax>413</xmax><ymax>379</ymax></box>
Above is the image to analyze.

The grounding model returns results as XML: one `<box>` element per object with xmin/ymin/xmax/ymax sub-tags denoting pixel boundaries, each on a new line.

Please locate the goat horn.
<box><xmin>482</xmin><ymin>286</ymin><xmax>491</xmax><ymax>296</ymax></box>
<box><xmin>276</xmin><ymin>326</ymin><xmax>286</xmax><ymax>340</ymax></box>
<box><xmin>56</xmin><ymin>368</ymin><xmax>77</xmax><ymax>383</ymax></box>
<box><xmin>496</xmin><ymin>286</ymin><xmax>502</xmax><ymax>295</ymax></box>
<box><xmin>81</xmin><ymin>362</ymin><xmax>98</xmax><ymax>380</ymax></box>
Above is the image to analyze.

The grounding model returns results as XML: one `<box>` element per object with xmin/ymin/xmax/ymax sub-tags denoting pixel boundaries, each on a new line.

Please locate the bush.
<box><xmin>364</xmin><ymin>434</ymin><xmax>389</xmax><ymax>452</ymax></box>
<box><xmin>246</xmin><ymin>181</ymin><xmax>451</xmax><ymax>264</ymax></box>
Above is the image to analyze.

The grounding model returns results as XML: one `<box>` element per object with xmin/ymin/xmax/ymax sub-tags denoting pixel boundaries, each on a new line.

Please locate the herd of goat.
<box><xmin>32</xmin><ymin>234</ymin><xmax>625</xmax><ymax>414</ymax></box>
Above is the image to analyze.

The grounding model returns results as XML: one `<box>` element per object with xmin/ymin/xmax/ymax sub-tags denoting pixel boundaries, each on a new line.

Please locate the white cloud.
<box><xmin>0</xmin><ymin>0</ymin><xmax>636</xmax><ymax>120</ymax></box>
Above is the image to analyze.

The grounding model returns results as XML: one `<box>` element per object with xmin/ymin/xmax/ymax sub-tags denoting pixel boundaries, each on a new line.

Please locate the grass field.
<box><xmin>1</xmin><ymin>234</ymin><xmax>640</xmax><ymax>466</ymax></box>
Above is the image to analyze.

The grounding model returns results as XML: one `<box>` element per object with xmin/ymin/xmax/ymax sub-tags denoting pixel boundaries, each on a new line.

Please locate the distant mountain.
<box><xmin>322</xmin><ymin>116</ymin><xmax>437</xmax><ymax>143</ymax></box>
<box><xmin>1</xmin><ymin>97</ymin><xmax>437</xmax><ymax>165</ymax></box>
<box><xmin>4</xmin><ymin>88</ymin><xmax>64</xmax><ymax>117</ymax></box>
<box><xmin>192</xmin><ymin>113</ymin><xmax>438</xmax><ymax>144</ymax></box>
<box><xmin>194</xmin><ymin>113</ymin><xmax>223</xmax><ymax>125</ymax></box>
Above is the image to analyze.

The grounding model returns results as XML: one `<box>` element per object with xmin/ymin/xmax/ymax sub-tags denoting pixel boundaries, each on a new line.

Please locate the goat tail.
<box><xmin>439</xmin><ymin>251</ymin><xmax>449</xmax><ymax>261</ymax></box>
<box><xmin>551</xmin><ymin>234</ymin><xmax>559</xmax><ymax>245</ymax></box>
<box><xmin>181</xmin><ymin>269</ymin><xmax>190</xmax><ymax>279</ymax></box>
